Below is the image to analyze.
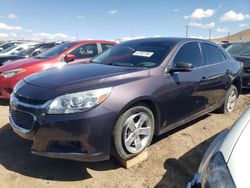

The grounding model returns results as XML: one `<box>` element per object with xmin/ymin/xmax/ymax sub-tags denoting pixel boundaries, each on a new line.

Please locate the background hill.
<box><xmin>212</xmin><ymin>29</ymin><xmax>250</xmax><ymax>42</ymax></box>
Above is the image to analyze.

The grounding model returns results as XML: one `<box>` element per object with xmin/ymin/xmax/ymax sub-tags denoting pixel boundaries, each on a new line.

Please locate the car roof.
<box><xmin>73</xmin><ymin>40</ymin><xmax>117</xmax><ymax>45</ymax></box>
<box><xmin>120</xmin><ymin>37</ymin><xmax>213</xmax><ymax>43</ymax></box>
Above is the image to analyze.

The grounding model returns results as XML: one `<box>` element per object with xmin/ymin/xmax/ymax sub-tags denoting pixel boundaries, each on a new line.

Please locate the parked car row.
<box><xmin>0</xmin><ymin>42</ymin><xmax>63</xmax><ymax>66</ymax></box>
<box><xmin>0</xmin><ymin>40</ymin><xmax>116</xmax><ymax>99</ymax></box>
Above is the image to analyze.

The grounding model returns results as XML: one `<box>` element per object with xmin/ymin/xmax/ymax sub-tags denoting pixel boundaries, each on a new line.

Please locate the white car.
<box><xmin>188</xmin><ymin>107</ymin><xmax>250</xmax><ymax>188</ymax></box>
<box><xmin>0</xmin><ymin>42</ymin><xmax>38</xmax><ymax>56</ymax></box>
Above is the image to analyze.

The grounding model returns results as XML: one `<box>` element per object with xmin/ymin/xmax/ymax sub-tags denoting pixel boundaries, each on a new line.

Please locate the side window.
<box><xmin>173</xmin><ymin>42</ymin><xmax>203</xmax><ymax>68</ymax></box>
<box><xmin>14</xmin><ymin>47</ymin><xmax>23</xmax><ymax>52</ymax></box>
<box><xmin>70</xmin><ymin>44</ymin><xmax>98</xmax><ymax>59</ymax></box>
<box><xmin>202</xmin><ymin>43</ymin><xmax>222</xmax><ymax>65</ymax></box>
<box><xmin>101</xmin><ymin>43</ymin><xmax>114</xmax><ymax>52</ymax></box>
<box><xmin>219</xmin><ymin>50</ymin><xmax>227</xmax><ymax>62</ymax></box>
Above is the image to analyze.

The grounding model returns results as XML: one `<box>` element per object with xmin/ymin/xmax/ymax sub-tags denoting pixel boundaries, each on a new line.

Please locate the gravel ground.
<box><xmin>0</xmin><ymin>90</ymin><xmax>249</xmax><ymax>188</ymax></box>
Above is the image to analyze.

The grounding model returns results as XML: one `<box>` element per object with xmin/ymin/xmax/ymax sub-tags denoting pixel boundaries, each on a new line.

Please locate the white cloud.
<box><xmin>25</xmin><ymin>29</ymin><xmax>33</xmax><ymax>32</ymax></box>
<box><xmin>216</xmin><ymin>27</ymin><xmax>229</xmax><ymax>33</ymax></box>
<box><xmin>32</xmin><ymin>32</ymin><xmax>75</xmax><ymax>41</ymax></box>
<box><xmin>10</xmin><ymin>33</ymin><xmax>17</xmax><ymax>37</ymax></box>
<box><xmin>184</xmin><ymin>8</ymin><xmax>215</xmax><ymax>20</ymax></box>
<box><xmin>77</xmin><ymin>16</ymin><xmax>86</xmax><ymax>20</ymax></box>
<box><xmin>174</xmin><ymin>9</ymin><xmax>179</xmax><ymax>12</ymax></box>
<box><xmin>7</xmin><ymin>13</ymin><xmax>17</xmax><ymax>19</ymax></box>
<box><xmin>108</xmin><ymin>10</ymin><xmax>118</xmax><ymax>16</ymax></box>
<box><xmin>33</xmin><ymin>32</ymin><xmax>69</xmax><ymax>39</ymax></box>
<box><xmin>220</xmin><ymin>10</ymin><xmax>250</xmax><ymax>22</ymax></box>
<box><xmin>153</xmin><ymin>35</ymin><xmax>162</xmax><ymax>37</ymax></box>
<box><xmin>239</xmin><ymin>23</ymin><xmax>248</xmax><ymax>27</ymax></box>
<box><xmin>0</xmin><ymin>22</ymin><xmax>22</xmax><ymax>31</ymax></box>
<box><xmin>116</xmin><ymin>36</ymin><xmax>145</xmax><ymax>42</ymax></box>
<box><xmin>189</xmin><ymin>22</ymin><xmax>215</xmax><ymax>29</ymax></box>
<box><xmin>0</xmin><ymin>33</ymin><xmax>8</xmax><ymax>38</ymax></box>
<box><xmin>190</xmin><ymin>35</ymin><xmax>207</xmax><ymax>39</ymax></box>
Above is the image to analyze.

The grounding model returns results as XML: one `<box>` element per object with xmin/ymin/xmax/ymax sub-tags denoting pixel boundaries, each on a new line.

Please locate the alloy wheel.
<box><xmin>122</xmin><ymin>112</ymin><xmax>151</xmax><ymax>154</ymax></box>
<box><xmin>227</xmin><ymin>89</ymin><xmax>237</xmax><ymax>113</ymax></box>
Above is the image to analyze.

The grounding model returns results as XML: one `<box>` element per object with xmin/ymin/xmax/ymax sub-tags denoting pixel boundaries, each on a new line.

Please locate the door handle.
<box><xmin>200</xmin><ymin>76</ymin><xmax>207</xmax><ymax>82</ymax></box>
<box><xmin>226</xmin><ymin>70</ymin><xmax>231</xmax><ymax>74</ymax></box>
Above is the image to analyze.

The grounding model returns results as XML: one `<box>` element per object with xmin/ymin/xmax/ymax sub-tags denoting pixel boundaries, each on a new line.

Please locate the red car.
<box><xmin>0</xmin><ymin>40</ymin><xmax>116</xmax><ymax>99</ymax></box>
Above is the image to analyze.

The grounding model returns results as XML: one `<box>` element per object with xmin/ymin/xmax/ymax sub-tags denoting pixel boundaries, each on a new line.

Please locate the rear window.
<box><xmin>101</xmin><ymin>43</ymin><xmax>114</xmax><ymax>52</ymax></box>
<box><xmin>226</xmin><ymin>43</ymin><xmax>245</xmax><ymax>56</ymax></box>
<box><xmin>202</xmin><ymin>43</ymin><xmax>223</xmax><ymax>65</ymax></box>
<box><xmin>92</xmin><ymin>40</ymin><xmax>176</xmax><ymax>68</ymax></box>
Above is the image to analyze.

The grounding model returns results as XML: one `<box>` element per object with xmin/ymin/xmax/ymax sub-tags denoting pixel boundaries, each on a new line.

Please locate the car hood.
<box><xmin>0</xmin><ymin>58</ymin><xmax>45</xmax><ymax>72</ymax></box>
<box><xmin>24</xmin><ymin>63</ymin><xmax>149</xmax><ymax>93</ymax></box>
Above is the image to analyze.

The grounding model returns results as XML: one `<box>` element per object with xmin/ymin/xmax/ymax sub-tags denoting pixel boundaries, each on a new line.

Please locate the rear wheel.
<box><xmin>113</xmin><ymin>105</ymin><xmax>155</xmax><ymax>160</ymax></box>
<box><xmin>217</xmin><ymin>85</ymin><xmax>238</xmax><ymax>114</ymax></box>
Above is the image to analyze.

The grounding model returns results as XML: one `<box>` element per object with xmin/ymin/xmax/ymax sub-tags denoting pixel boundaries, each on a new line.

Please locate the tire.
<box><xmin>217</xmin><ymin>85</ymin><xmax>238</xmax><ymax>114</ymax></box>
<box><xmin>113</xmin><ymin>105</ymin><xmax>155</xmax><ymax>160</ymax></box>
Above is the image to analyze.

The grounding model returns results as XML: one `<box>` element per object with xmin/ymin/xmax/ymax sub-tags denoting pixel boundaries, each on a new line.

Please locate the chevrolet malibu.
<box><xmin>188</xmin><ymin>107</ymin><xmax>250</xmax><ymax>188</ymax></box>
<box><xmin>10</xmin><ymin>38</ymin><xmax>242</xmax><ymax>161</ymax></box>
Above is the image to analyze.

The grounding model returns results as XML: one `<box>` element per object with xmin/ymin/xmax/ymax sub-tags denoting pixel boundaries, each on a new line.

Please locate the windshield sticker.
<box><xmin>133</xmin><ymin>51</ymin><xmax>154</xmax><ymax>57</ymax></box>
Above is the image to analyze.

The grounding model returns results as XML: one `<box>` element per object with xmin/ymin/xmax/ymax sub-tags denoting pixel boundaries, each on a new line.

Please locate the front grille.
<box><xmin>11</xmin><ymin>110</ymin><xmax>35</xmax><ymax>130</ymax></box>
<box><xmin>14</xmin><ymin>93</ymin><xmax>46</xmax><ymax>105</ymax></box>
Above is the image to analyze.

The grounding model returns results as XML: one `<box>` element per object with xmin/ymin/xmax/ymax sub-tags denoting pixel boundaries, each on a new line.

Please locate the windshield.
<box><xmin>91</xmin><ymin>40</ymin><xmax>176</xmax><ymax>68</ymax></box>
<box><xmin>36</xmin><ymin>42</ymin><xmax>76</xmax><ymax>59</ymax></box>
<box><xmin>0</xmin><ymin>44</ymin><xmax>17</xmax><ymax>53</ymax></box>
<box><xmin>14</xmin><ymin>45</ymin><xmax>37</xmax><ymax>56</ymax></box>
<box><xmin>226</xmin><ymin>43</ymin><xmax>250</xmax><ymax>56</ymax></box>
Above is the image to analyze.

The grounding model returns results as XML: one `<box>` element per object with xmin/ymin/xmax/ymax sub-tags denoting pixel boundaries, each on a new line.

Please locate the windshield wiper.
<box><xmin>106</xmin><ymin>62</ymin><xmax>134</xmax><ymax>67</ymax></box>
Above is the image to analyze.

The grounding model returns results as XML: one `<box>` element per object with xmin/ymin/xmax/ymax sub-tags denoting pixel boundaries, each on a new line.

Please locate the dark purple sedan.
<box><xmin>9</xmin><ymin>38</ymin><xmax>242</xmax><ymax>161</ymax></box>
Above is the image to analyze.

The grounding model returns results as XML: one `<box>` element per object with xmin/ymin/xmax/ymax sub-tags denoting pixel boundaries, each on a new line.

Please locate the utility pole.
<box><xmin>208</xmin><ymin>29</ymin><xmax>212</xmax><ymax>40</ymax></box>
<box><xmin>185</xmin><ymin>25</ymin><xmax>189</xmax><ymax>38</ymax></box>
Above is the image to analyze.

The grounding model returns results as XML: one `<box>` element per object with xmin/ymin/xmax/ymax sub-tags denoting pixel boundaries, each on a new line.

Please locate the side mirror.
<box><xmin>31</xmin><ymin>50</ymin><xmax>41</xmax><ymax>57</ymax></box>
<box><xmin>64</xmin><ymin>54</ymin><xmax>76</xmax><ymax>63</ymax></box>
<box><xmin>168</xmin><ymin>62</ymin><xmax>193</xmax><ymax>73</ymax></box>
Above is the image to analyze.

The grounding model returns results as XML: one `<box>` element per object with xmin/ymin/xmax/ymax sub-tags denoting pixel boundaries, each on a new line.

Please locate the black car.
<box><xmin>10</xmin><ymin>38</ymin><xmax>242</xmax><ymax>162</ymax></box>
<box><xmin>0</xmin><ymin>42</ymin><xmax>61</xmax><ymax>66</ymax></box>
<box><xmin>226</xmin><ymin>41</ymin><xmax>250</xmax><ymax>88</ymax></box>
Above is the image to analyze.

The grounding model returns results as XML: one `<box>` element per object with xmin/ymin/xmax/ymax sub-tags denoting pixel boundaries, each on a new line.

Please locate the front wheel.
<box><xmin>113</xmin><ymin>105</ymin><xmax>155</xmax><ymax>160</ymax></box>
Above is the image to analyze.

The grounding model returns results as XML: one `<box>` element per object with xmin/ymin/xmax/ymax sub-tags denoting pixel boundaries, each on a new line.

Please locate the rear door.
<box><xmin>201</xmin><ymin>42</ymin><xmax>231</xmax><ymax>109</ymax></box>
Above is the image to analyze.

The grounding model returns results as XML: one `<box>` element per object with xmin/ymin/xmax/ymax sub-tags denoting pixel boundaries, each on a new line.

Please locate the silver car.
<box><xmin>188</xmin><ymin>107</ymin><xmax>250</xmax><ymax>188</ymax></box>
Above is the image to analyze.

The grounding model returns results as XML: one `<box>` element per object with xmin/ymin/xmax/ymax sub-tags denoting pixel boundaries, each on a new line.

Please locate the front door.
<box><xmin>160</xmin><ymin>42</ymin><xmax>208</xmax><ymax>132</ymax></box>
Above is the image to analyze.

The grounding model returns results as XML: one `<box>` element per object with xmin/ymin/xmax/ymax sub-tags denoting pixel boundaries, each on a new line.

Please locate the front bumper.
<box><xmin>9</xmin><ymin>95</ymin><xmax>118</xmax><ymax>162</ymax></box>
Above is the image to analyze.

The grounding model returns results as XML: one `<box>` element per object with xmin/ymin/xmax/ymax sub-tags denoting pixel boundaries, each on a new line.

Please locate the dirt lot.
<box><xmin>0</xmin><ymin>91</ymin><xmax>249</xmax><ymax>188</ymax></box>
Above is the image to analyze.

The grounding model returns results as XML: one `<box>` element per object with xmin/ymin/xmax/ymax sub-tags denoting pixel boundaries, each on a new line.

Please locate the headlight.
<box><xmin>1</xmin><ymin>68</ymin><xmax>25</xmax><ymax>78</ymax></box>
<box><xmin>47</xmin><ymin>87</ymin><xmax>112</xmax><ymax>114</ymax></box>
<box><xmin>202</xmin><ymin>152</ymin><xmax>236</xmax><ymax>188</ymax></box>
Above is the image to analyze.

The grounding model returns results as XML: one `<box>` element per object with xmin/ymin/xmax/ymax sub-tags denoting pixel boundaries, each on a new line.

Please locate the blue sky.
<box><xmin>0</xmin><ymin>0</ymin><xmax>249</xmax><ymax>41</ymax></box>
